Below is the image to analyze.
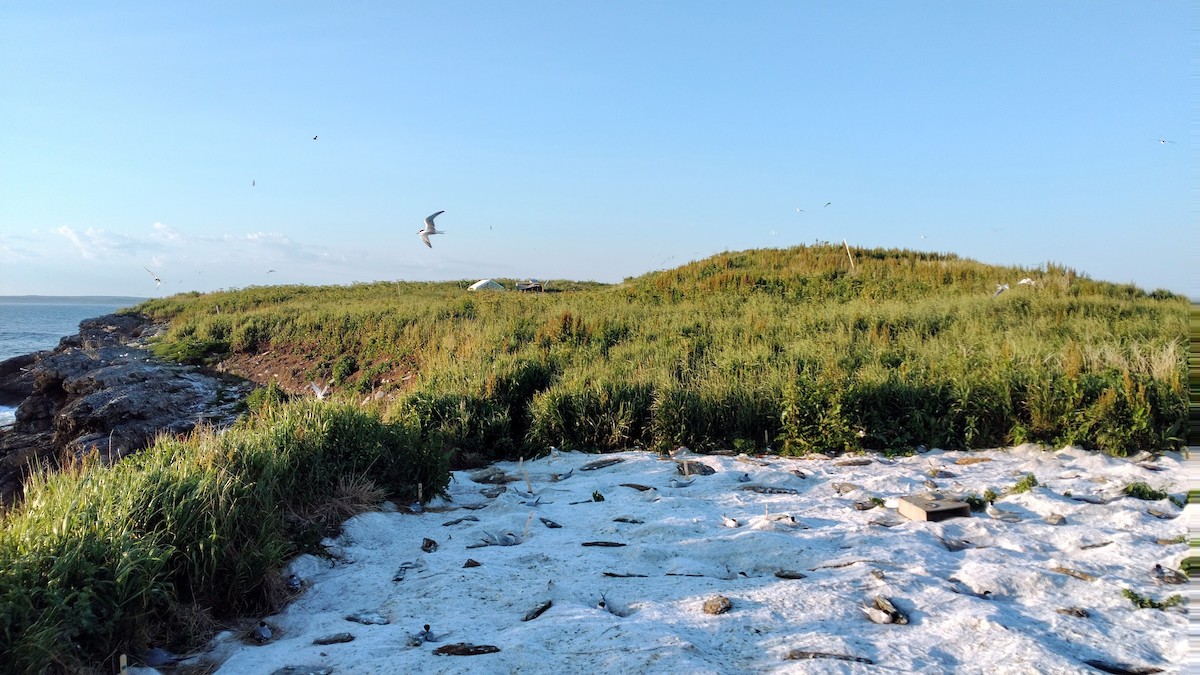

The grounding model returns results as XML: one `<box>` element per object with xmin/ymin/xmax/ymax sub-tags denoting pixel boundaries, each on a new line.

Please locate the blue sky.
<box><xmin>1</xmin><ymin>2</ymin><xmax>1193</xmax><ymax>297</ymax></box>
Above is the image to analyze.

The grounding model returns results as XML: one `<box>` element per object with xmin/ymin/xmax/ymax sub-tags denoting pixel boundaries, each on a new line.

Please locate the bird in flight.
<box><xmin>824</xmin><ymin>202</ymin><xmax>832</xmax><ymax>208</ymax></box>
<box><xmin>252</xmin><ymin>180</ymin><xmax>255</xmax><ymax>187</ymax></box>
<box><xmin>310</xmin><ymin>382</ymin><xmax>330</xmax><ymax>400</ymax></box>
<box><xmin>312</xmin><ymin>135</ymin><xmax>318</xmax><ymax>141</ymax></box>
<box><xmin>418</xmin><ymin>211</ymin><xmax>445</xmax><ymax>248</ymax></box>
<box><xmin>144</xmin><ymin>266</ymin><xmax>162</xmax><ymax>288</ymax></box>
<box><xmin>992</xmin><ymin>283</ymin><xmax>1009</xmax><ymax>298</ymax></box>
<box><xmin>1157</xmin><ymin>138</ymin><xmax>1175</xmax><ymax>144</ymax></box>
<box><xmin>267</xmin><ymin>269</ymin><xmax>276</xmax><ymax>274</ymax></box>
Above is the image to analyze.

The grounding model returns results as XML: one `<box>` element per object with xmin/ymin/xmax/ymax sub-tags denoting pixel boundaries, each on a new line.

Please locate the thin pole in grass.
<box><xmin>843</xmin><ymin>239</ymin><xmax>856</xmax><ymax>271</ymax></box>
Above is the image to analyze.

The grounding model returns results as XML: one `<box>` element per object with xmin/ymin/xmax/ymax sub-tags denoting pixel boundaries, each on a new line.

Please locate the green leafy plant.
<box><xmin>1011</xmin><ymin>473</ymin><xmax>1039</xmax><ymax>494</ymax></box>
<box><xmin>1123</xmin><ymin>481</ymin><xmax>1168</xmax><ymax>501</ymax></box>
<box><xmin>1122</xmin><ymin>588</ymin><xmax>1183</xmax><ymax>610</ymax></box>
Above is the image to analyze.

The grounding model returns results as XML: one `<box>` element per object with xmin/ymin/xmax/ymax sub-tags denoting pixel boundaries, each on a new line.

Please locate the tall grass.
<box><xmin>0</xmin><ymin>402</ymin><xmax>447</xmax><ymax>672</ymax></box>
<box><xmin>132</xmin><ymin>245</ymin><xmax>1187</xmax><ymax>459</ymax></box>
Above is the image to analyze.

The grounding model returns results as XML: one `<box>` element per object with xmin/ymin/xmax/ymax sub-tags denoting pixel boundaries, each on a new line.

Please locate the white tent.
<box><xmin>468</xmin><ymin>279</ymin><xmax>505</xmax><ymax>291</ymax></box>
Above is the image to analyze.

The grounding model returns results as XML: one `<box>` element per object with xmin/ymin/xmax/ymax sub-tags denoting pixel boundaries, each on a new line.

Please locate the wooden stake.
<box><xmin>843</xmin><ymin>239</ymin><xmax>856</xmax><ymax>271</ymax></box>
<box><xmin>520</xmin><ymin>456</ymin><xmax>533</xmax><ymax>493</ymax></box>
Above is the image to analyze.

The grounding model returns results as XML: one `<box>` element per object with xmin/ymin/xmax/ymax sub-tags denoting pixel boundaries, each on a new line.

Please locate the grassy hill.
<box><xmin>0</xmin><ymin>244</ymin><xmax>1186</xmax><ymax>671</ymax></box>
<box><xmin>138</xmin><ymin>243</ymin><xmax>1186</xmax><ymax>460</ymax></box>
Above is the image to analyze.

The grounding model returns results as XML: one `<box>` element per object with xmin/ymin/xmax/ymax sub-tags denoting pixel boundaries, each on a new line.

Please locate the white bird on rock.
<box><xmin>418</xmin><ymin>211</ymin><xmax>445</xmax><ymax>248</ymax></box>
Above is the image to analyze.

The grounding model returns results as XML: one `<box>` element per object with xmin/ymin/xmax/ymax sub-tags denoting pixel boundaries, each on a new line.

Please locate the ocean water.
<box><xmin>0</xmin><ymin>297</ymin><xmax>144</xmax><ymax>426</ymax></box>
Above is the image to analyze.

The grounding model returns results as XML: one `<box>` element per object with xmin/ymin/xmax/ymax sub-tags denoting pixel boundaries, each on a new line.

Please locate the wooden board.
<box><xmin>898</xmin><ymin>493</ymin><xmax>971</xmax><ymax>522</ymax></box>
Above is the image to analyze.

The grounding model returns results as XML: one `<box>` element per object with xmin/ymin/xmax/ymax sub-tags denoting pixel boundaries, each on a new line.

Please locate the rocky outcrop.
<box><xmin>0</xmin><ymin>313</ymin><xmax>251</xmax><ymax>505</ymax></box>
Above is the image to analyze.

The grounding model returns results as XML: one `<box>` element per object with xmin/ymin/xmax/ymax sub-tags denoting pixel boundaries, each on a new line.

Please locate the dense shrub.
<box><xmin>0</xmin><ymin>402</ymin><xmax>448</xmax><ymax>672</ymax></box>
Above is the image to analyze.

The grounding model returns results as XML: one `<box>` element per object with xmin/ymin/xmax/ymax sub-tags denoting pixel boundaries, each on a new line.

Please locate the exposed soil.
<box><xmin>214</xmin><ymin>349</ymin><xmax>418</xmax><ymax>403</ymax></box>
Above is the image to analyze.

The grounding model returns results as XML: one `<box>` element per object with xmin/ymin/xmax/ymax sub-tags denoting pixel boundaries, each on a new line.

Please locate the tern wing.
<box><xmin>424</xmin><ymin>211</ymin><xmax>444</xmax><ymax>229</ymax></box>
<box><xmin>420</xmin><ymin>231</ymin><xmax>432</xmax><ymax>248</ymax></box>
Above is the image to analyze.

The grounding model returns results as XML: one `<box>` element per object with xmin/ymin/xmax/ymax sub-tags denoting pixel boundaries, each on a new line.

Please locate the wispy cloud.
<box><xmin>151</xmin><ymin>222</ymin><xmax>184</xmax><ymax>242</ymax></box>
<box><xmin>55</xmin><ymin>226</ymin><xmax>94</xmax><ymax>259</ymax></box>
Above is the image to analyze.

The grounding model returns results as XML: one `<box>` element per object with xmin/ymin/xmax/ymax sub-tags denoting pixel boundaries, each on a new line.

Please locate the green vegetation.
<box><xmin>2</xmin><ymin>245</ymin><xmax>1186</xmax><ymax>670</ymax></box>
<box><xmin>1122</xmin><ymin>588</ymin><xmax>1184</xmax><ymax>610</ymax></box>
<box><xmin>1121</xmin><ymin>481</ymin><xmax>1169</xmax><ymax>501</ymax></box>
<box><xmin>131</xmin><ymin>246</ymin><xmax>1187</xmax><ymax>460</ymax></box>
<box><xmin>0</xmin><ymin>402</ymin><xmax>448</xmax><ymax>672</ymax></box>
<box><xmin>964</xmin><ymin>494</ymin><xmax>988</xmax><ymax>511</ymax></box>
<box><xmin>1011</xmin><ymin>474</ymin><xmax>1040</xmax><ymax>494</ymax></box>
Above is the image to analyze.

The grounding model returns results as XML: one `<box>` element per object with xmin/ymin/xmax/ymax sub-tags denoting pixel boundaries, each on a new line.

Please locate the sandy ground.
<box><xmin>161</xmin><ymin>445</ymin><xmax>1187</xmax><ymax>674</ymax></box>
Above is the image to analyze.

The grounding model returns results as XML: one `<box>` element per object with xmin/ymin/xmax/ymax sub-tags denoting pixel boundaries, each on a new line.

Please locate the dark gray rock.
<box><xmin>0</xmin><ymin>313</ymin><xmax>251</xmax><ymax>505</ymax></box>
<box><xmin>0</xmin><ymin>352</ymin><xmax>44</xmax><ymax>405</ymax></box>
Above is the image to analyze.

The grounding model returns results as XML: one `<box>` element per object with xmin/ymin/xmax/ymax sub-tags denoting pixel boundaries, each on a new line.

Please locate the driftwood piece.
<box><xmin>620</xmin><ymin>483</ymin><xmax>655</xmax><ymax>491</ymax></box>
<box><xmin>1050</xmin><ymin>566</ymin><xmax>1097</xmax><ymax>582</ymax></box>
<box><xmin>784</xmin><ymin>650</ymin><xmax>873</xmax><ymax>664</ymax></box>
<box><xmin>740</xmin><ymin>484</ymin><xmax>799</xmax><ymax>495</ymax></box>
<box><xmin>434</xmin><ymin>643</ymin><xmax>501</xmax><ymax>656</ymax></box>
<box><xmin>580</xmin><ymin>457</ymin><xmax>625</xmax><ymax>471</ymax></box>
<box><xmin>522</xmin><ymin>600</ymin><xmax>552</xmax><ymax>622</ymax></box>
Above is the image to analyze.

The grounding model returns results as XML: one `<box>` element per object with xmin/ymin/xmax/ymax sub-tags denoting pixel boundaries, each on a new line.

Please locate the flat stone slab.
<box><xmin>898</xmin><ymin>492</ymin><xmax>970</xmax><ymax>522</ymax></box>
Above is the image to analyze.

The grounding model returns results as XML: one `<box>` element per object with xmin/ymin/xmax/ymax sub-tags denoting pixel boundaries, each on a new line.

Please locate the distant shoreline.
<box><xmin>0</xmin><ymin>295</ymin><xmax>147</xmax><ymax>305</ymax></box>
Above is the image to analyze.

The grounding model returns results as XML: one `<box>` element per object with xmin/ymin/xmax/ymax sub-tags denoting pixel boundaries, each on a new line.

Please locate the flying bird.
<box><xmin>251</xmin><ymin>180</ymin><xmax>255</xmax><ymax>187</ymax></box>
<box><xmin>418</xmin><ymin>210</ymin><xmax>445</xmax><ymax>248</ymax></box>
<box><xmin>1157</xmin><ymin>138</ymin><xmax>1175</xmax><ymax>144</ymax></box>
<box><xmin>992</xmin><ymin>283</ymin><xmax>1009</xmax><ymax>298</ymax></box>
<box><xmin>312</xmin><ymin>135</ymin><xmax>318</xmax><ymax>140</ymax></box>
<box><xmin>310</xmin><ymin>381</ymin><xmax>330</xmax><ymax>400</ymax></box>
<box><xmin>144</xmin><ymin>266</ymin><xmax>161</xmax><ymax>288</ymax></box>
<box><xmin>824</xmin><ymin>202</ymin><xmax>832</xmax><ymax>207</ymax></box>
